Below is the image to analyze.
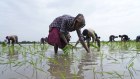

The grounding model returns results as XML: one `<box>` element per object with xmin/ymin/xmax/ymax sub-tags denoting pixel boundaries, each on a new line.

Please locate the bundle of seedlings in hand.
<box><xmin>62</xmin><ymin>44</ymin><xmax>75</xmax><ymax>55</ymax></box>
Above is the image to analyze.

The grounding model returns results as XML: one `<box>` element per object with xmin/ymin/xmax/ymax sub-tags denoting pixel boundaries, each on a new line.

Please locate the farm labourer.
<box><xmin>136</xmin><ymin>35</ymin><xmax>140</xmax><ymax>42</ymax></box>
<box><xmin>119</xmin><ymin>34</ymin><xmax>130</xmax><ymax>42</ymax></box>
<box><xmin>6</xmin><ymin>35</ymin><xmax>21</xmax><ymax>46</ymax></box>
<box><xmin>75</xmin><ymin>29</ymin><xmax>100</xmax><ymax>49</ymax></box>
<box><xmin>40</xmin><ymin>37</ymin><xmax>48</xmax><ymax>45</ymax></box>
<box><xmin>47</xmin><ymin>13</ymin><xmax>90</xmax><ymax>54</ymax></box>
<box><xmin>109</xmin><ymin>35</ymin><xmax>118</xmax><ymax>42</ymax></box>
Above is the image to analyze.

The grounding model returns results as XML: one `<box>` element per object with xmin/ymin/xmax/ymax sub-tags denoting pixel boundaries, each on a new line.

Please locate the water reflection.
<box><xmin>0</xmin><ymin>43</ymin><xmax>140</xmax><ymax>79</ymax></box>
<box><xmin>7</xmin><ymin>46</ymin><xmax>18</xmax><ymax>60</ymax></box>
<box><xmin>120</xmin><ymin>42</ymin><xmax>129</xmax><ymax>51</ymax></box>
<box><xmin>77</xmin><ymin>50</ymin><xmax>98</xmax><ymax>79</ymax></box>
<box><xmin>108</xmin><ymin>42</ymin><xmax>116</xmax><ymax>52</ymax></box>
<box><xmin>40</xmin><ymin>44</ymin><xmax>48</xmax><ymax>51</ymax></box>
<box><xmin>0</xmin><ymin>46</ymin><xmax>19</xmax><ymax>79</ymax></box>
<box><xmin>136</xmin><ymin>42</ymin><xmax>140</xmax><ymax>50</ymax></box>
<box><xmin>47</xmin><ymin>54</ymin><xmax>78</xmax><ymax>79</ymax></box>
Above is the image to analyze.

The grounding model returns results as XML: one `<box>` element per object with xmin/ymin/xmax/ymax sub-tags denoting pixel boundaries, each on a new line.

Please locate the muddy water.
<box><xmin>0</xmin><ymin>44</ymin><xmax>140</xmax><ymax>79</ymax></box>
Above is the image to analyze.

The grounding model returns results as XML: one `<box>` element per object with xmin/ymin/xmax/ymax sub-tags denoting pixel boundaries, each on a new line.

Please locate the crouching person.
<box><xmin>40</xmin><ymin>37</ymin><xmax>48</xmax><ymax>45</ymax></box>
<box><xmin>47</xmin><ymin>14</ymin><xmax>90</xmax><ymax>54</ymax></box>
<box><xmin>119</xmin><ymin>34</ymin><xmax>130</xmax><ymax>42</ymax></box>
<box><xmin>6</xmin><ymin>35</ymin><xmax>21</xmax><ymax>46</ymax></box>
<box><xmin>75</xmin><ymin>29</ymin><xmax>100</xmax><ymax>49</ymax></box>
<box><xmin>136</xmin><ymin>35</ymin><xmax>140</xmax><ymax>42</ymax></box>
<box><xmin>109</xmin><ymin>35</ymin><xmax>118</xmax><ymax>42</ymax></box>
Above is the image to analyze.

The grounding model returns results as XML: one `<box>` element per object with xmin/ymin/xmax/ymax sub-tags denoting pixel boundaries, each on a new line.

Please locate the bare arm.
<box><xmin>75</xmin><ymin>39</ymin><xmax>80</xmax><ymax>47</ymax></box>
<box><xmin>60</xmin><ymin>32</ymin><xmax>68</xmax><ymax>44</ymax></box>
<box><xmin>76</xmin><ymin>29</ymin><xmax>90</xmax><ymax>53</ymax></box>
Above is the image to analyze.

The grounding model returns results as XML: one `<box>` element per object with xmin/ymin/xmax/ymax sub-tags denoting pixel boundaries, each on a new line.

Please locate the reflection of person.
<box><xmin>77</xmin><ymin>52</ymin><xmax>97</xmax><ymax>79</ymax></box>
<box><xmin>47</xmin><ymin>14</ymin><xmax>90</xmax><ymax>54</ymax></box>
<box><xmin>119</xmin><ymin>34</ymin><xmax>130</xmax><ymax>42</ymax></box>
<box><xmin>47</xmin><ymin>55</ymin><xmax>82</xmax><ymax>79</ymax></box>
<box><xmin>40</xmin><ymin>37</ymin><xmax>47</xmax><ymax>45</ymax></box>
<box><xmin>6</xmin><ymin>35</ymin><xmax>21</xmax><ymax>46</ymax></box>
<box><xmin>109</xmin><ymin>35</ymin><xmax>118</xmax><ymax>42</ymax></box>
<box><xmin>136</xmin><ymin>35</ymin><xmax>140</xmax><ymax>42</ymax></box>
<box><xmin>8</xmin><ymin>46</ymin><xmax>18</xmax><ymax>60</ymax></box>
<box><xmin>75</xmin><ymin>29</ymin><xmax>100</xmax><ymax>49</ymax></box>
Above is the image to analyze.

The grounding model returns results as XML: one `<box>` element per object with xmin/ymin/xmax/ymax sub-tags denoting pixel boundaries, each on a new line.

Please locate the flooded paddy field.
<box><xmin>0</xmin><ymin>41</ymin><xmax>140</xmax><ymax>79</ymax></box>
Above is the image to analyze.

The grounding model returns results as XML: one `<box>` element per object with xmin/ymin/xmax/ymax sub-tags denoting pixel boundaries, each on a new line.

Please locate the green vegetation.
<box><xmin>0</xmin><ymin>41</ymin><xmax>140</xmax><ymax>79</ymax></box>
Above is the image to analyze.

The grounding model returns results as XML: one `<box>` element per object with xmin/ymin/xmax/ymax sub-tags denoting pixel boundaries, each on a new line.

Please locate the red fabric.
<box><xmin>47</xmin><ymin>28</ymin><xmax>66</xmax><ymax>49</ymax></box>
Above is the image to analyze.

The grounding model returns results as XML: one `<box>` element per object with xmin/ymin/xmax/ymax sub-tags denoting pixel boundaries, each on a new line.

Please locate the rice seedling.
<box><xmin>0</xmin><ymin>41</ymin><xmax>140</xmax><ymax>79</ymax></box>
<box><xmin>90</xmin><ymin>42</ymin><xmax>99</xmax><ymax>48</ymax></box>
<box><xmin>113</xmin><ymin>71</ymin><xmax>124</xmax><ymax>79</ymax></box>
<box><xmin>47</xmin><ymin>57</ymin><xmax>59</xmax><ymax>65</ymax></box>
<box><xmin>62</xmin><ymin>44</ymin><xmax>76</xmax><ymax>56</ymax></box>
<box><xmin>1</xmin><ymin>42</ymin><xmax>7</xmax><ymax>47</ymax></box>
<box><xmin>60</xmin><ymin>72</ymin><xmax>66</xmax><ymax>79</ymax></box>
<box><xmin>72</xmin><ymin>68</ymin><xmax>79</xmax><ymax>79</ymax></box>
